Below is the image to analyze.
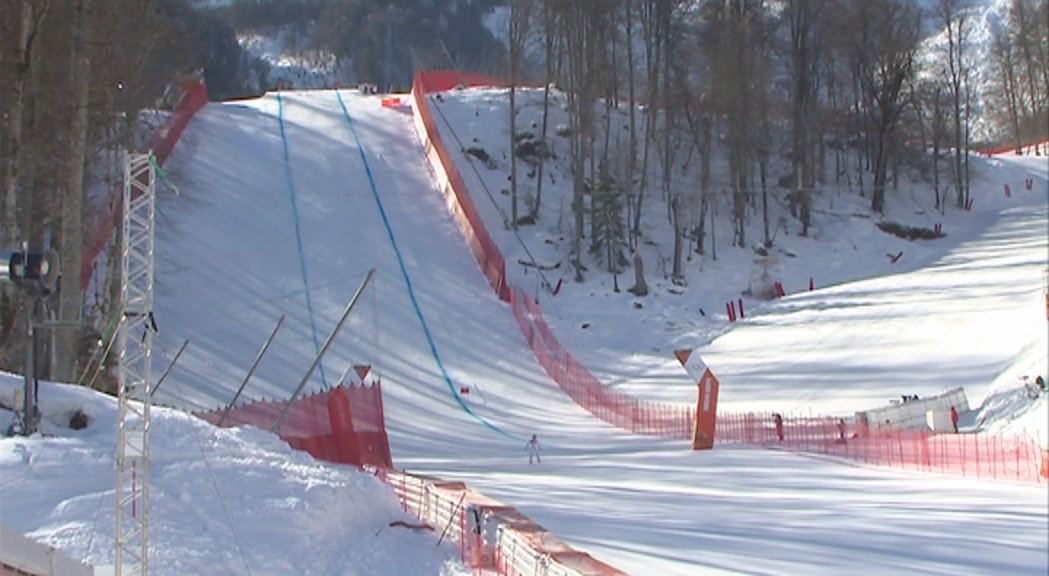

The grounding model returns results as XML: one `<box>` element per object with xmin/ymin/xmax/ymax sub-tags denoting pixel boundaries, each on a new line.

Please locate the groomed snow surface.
<box><xmin>1</xmin><ymin>87</ymin><xmax>1046</xmax><ymax>575</ymax></box>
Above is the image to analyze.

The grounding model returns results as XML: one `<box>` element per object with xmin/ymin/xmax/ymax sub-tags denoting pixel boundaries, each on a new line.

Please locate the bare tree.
<box><xmin>1004</xmin><ymin>0</ymin><xmax>1049</xmax><ymax>151</ymax></box>
<box><xmin>508</xmin><ymin>0</ymin><xmax>533</xmax><ymax>230</ymax></box>
<box><xmin>559</xmin><ymin>2</ymin><xmax>601</xmax><ymax>282</ymax></box>
<box><xmin>1012</xmin><ymin>0</ymin><xmax>1049</xmax><ymax>147</ymax></box>
<box><xmin>786</xmin><ymin>0</ymin><xmax>825</xmax><ymax>237</ymax></box>
<box><xmin>54</xmin><ymin>0</ymin><xmax>94</xmax><ymax>383</ymax></box>
<box><xmin>938</xmin><ymin>0</ymin><xmax>971</xmax><ymax>209</ymax></box>
<box><xmin>3</xmin><ymin>1</ymin><xmax>50</xmax><ymax>248</ymax></box>
<box><xmin>990</xmin><ymin>26</ymin><xmax>1025</xmax><ymax>152</ymax></box>
<box><xmin>533</xmin><ymin>1</ymin><xmax>561</xmax><ymax>220</ymax></box>
<box><xmin>634</xmin><ymin>0</ymin><xmax>665</xmax><ymax>244</ymax></box>
<box><xmin>843</xmin><ymin>0</ymin><xmax>920</xmax><ymax>214</ymax></box>
<box><xmin>624</xmin><ymin>0</ymin><xmax>639</xmax><ymax>253</ymax></box>
<box><xmin>705</xmin><ymin>0</ymin><xmax>771</xmax><ymax>247</ymax></box>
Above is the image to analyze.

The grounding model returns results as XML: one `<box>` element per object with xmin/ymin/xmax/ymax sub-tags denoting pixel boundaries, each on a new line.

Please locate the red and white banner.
<box><xmin>676</xmin><ymin>349</ymin><xmax>720</xmax><ymax>450</ymax></box>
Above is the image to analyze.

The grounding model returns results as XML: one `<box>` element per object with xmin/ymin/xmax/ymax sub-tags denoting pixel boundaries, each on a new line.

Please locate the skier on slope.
<box><xmin>526</xmin><ymin>434</ymin><xmax>541</xmax><ymax>464</ymax></box>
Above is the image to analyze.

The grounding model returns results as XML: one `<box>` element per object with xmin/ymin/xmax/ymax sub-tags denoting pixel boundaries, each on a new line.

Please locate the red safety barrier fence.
<box><xmin>979</xmin><ymin>137</ymin><xmax>1049</xmax><ymax>156</ymax></box>
<box><xmin>413</xmin><ymin>71</ymin><xmax>694</xmax><ymax>439</ymax></box>
<box><xmin>370</xmin><ymin>466</ymin><xmax>625</xmax><ymax>575</ymax></box>
<box><xmin>411</xmin><ymin>71</ymin><xmax>511</xmax><ymax>302</ymax></box>
<box><xmin>511</xmin><ymin>287</ymin><xmax>694</xmax><ymax>438</ymax></box>
<box><xmin>195</xmin><ymin>383</ymin><xmax>392</xmax><ymax>468</ymax></box>
<box><xmin>716</xmin><ymin>411</ymin><xmax>1047</xmax><ymax>483</ymax></box>
<box><xmin>80</xmin><ymin>81</ymin><xmax>210</xmax><ymax>290</ymax></box>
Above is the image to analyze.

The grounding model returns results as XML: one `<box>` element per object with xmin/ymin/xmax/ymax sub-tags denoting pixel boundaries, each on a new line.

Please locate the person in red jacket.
<box><xmin>773</xmin><ymin>413</ymin><xmax>784</xmax><ymax>442</ymax></box>
<box><xmin>950</xmin><ymin>406</ymin><xmax>959</xmax><ymax>433</ymax></box>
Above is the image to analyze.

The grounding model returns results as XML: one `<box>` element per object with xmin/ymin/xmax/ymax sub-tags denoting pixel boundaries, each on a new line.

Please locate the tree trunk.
<box><xmin>697</xmin><ymin>115</ymin><xmax>712</xmax><ymax>255</ymax></box>
<box><xmin>629</xmin><ymin>250</ymin><xmax>648</xmax><ymax>296</ymax></box>
<box><xmin>671</xmin><ymin>196</ymin><xmax>683</xmax><ymax>283</ymax></box>
<box><xmin>625</xmin><ymin>1</ymin><xmax>638</xmax><ymax>251</ymax></box>
<box><xmin>3</xmin><ymin>1</ymin><xmax>36</xmax><ymax>247</ymax></box>
<box><xmin>534</xmin><ymin>4</ymin><xmax>557</xmax><ymax>220</ymax></box>
<box><xmin>56</xmin><ymin>0</ymin><xmax>93</xmax><ymax>383</ymax></box>
<box><xmin>872</xmin><ymin>126</ymin><xmax>889</xmax><ymax>213</ymax></box>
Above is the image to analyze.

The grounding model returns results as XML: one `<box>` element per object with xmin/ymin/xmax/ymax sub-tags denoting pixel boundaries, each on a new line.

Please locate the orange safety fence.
<box><xmin>978</xmin><ymin>137</ymin><xmax>1049</xmax><ymax>156</ymax></box>
<box><xmin>716</xmin><ymin>411</ymin><xmax>1047</xmax><ymax>483</ymax></box>
<box><xmin>511</xmin><ymin>287</ymin><xmax>694</xmax><ymax>438</ymax></box>
<box><xmin>413</xmin><ymin>70</ymin><xmax>695</xmax><ymax>439</ymax></box>
<box><xmin>195</xmin><ymin>382</ymin><xmax>392</xmax><ymax>468</ymax></box>
<box><xmin>80</xmin><ymin>81</ymin><xmax>210</xmax><ymax>290</ymax></box>
<box><xmin>370</xmin><ymin>466</ymin><xmax>625</xmax><ymax>575</ymax></box>
<box><xmin>411</xmin><ymin>71</ymin><xmax>511</xmax><ymax>302</ymax></box>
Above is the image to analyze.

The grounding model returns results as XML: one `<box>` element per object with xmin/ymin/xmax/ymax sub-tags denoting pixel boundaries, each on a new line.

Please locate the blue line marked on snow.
<box><xmin>275</xmin><ymin>90</ymin><xmax>329</xmax><ymax>389</ymax></box>
<box><xmin>334</xmin><ymin>89</ymin><xmax>519</xmax><ymax>442</ymax></box>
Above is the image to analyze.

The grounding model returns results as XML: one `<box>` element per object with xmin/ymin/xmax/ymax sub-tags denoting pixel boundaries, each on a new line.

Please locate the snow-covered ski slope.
<box><xmin>149</xmin><ymin>89</ymin><xmax>1047</xmax><ymax>575</ymax></box>
<box><xmin>155</xmin><ymin>89</ymin><xmax>621</xmax><ymax>458</ymax></box>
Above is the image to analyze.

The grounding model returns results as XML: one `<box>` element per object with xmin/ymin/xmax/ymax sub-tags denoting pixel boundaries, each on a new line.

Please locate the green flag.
<box><xmin>148</xmin><ymin>152</ymin><xmax>180</xmax><ymax>196</ymax></box>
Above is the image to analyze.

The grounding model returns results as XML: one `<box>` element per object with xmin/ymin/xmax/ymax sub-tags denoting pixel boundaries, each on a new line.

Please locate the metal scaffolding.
<box><xmin>115</xmin><ymin>153</ymin><xmax>156</xmax><ymax>576</ymax></box>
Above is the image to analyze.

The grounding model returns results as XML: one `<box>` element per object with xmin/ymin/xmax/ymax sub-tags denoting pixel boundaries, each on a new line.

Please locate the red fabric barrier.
<box><xmin>715</xmin><ymin>411</ymin><xmax>1045</xmax><ymax>483</ymax></box>
<box><xmin>414</xmin><ymin>70</ymin><xmax>506</xmax><ymax>93</ymax></box>
<box><xmin>978</xmin><ymin>138</ymin><xmax>1049</xmax><ymax>156</ymax></box>
<box><xmin>509</xmin><ymin>287</ymin><xmax>693</xmax><ymax>438</ymax></box>
<box><xmin>412</xmin><ymin>71</ymin><xmax>511</xmax><ymax>302</ymax></box>
<box><xmin>195</xmin><ymin>382</ymin><xmax>392</xmax><ymax>468</ymax></box>
<box><xmin>412</xmin><ymin>71</ymin><xmax>690</xmax><ymax>435</ymax></box>
<box><xmin>80</xmin><ymin>81</ymin><xmax>210</xmax><ymax>290</ymax></box>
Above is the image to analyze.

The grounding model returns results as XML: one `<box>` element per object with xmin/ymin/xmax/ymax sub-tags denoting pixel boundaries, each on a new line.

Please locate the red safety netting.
<box><xmin>978</xmin><ymin>137</ymin><xmax>1049</xmax><ymax>156</ymax></box>
<box><xmin>413</xmin><ymin>70</ymin><xmax>507</xmax><ymax>93</ymax></box>
<box><xmin>195</xmin><ymin>383</ymin><xmax>392</xmax><ymax>468</ymax></box>
<box><xmin>412</xmin><ymin>71</ymin><xmax>511</xmax><ymax>302</ymax></box>
<box><xmin>80</xmin><ymin>81</ymin><xmax>210</xmax><ymax>290</ymax></box>
<box><xmin>716</xmin><ymin>411</ymin><xmax>1047</xmax><ymax>483</ymax></box>
<box><xmin>412</xmin><ymin>71</ymin><xmax>698</xmax><ymax>440</ymax></box>
<box><xmin>511</xmin><ymin>287</ymin><xmax>694</xmax><ymax>438</ymax></box>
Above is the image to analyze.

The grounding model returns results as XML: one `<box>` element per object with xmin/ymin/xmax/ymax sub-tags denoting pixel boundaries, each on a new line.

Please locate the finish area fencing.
<box><xmin>370</xmin><ymin>467</ymin><xmax>624</xmax><ymax>576</ymax></box>
<box><xmin>717</xmin><ymin>412</ymin><xmax>1047</xmax><ymax>483</ymax></box>
<box><xmin>195</xmin><ymin>383</ymin><xmax>392</xmax><ymax>468</ymax></box>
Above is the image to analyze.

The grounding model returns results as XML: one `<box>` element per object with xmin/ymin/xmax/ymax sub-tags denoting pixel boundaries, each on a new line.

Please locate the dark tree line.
<box><xmin>310</xmin><ymin>0</ymin><xmax>507</xmax><ymax>91</ymax></box>
<box><xmin>988</xmin><ymin>0</ymin><xmax>1049</xmax><ymax>155</ymax></box>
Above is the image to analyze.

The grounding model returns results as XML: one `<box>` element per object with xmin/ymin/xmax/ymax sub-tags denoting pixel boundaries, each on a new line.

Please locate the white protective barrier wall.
<box><xmin>0</xmin><ymin>524</ymin><xmax>94</xmax><ymax>576</ymax></box>
<box><xmin>856</xmin><ymin>387</ymin><xmax>969</xmax><ymax>433</ymax></box>
<box><xmin>370</xmin><ymin>468</ymin><xmax>624</xmax><ymax>576</ymax></box>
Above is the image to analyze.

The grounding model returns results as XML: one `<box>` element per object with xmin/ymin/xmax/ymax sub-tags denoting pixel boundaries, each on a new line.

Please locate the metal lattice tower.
<box><xmin>116</xmin><ymin>153</ymin><xmax>156</xmax><ymax>576</ymax></box>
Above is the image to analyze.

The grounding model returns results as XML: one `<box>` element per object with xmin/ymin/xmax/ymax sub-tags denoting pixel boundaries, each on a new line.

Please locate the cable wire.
<box><xmin>333</xmin><ymin>89</ymin><xmax>520</xmax><ymax>443</ymax></box>
<box><xmin>275</xmin><ymin>90</ymin><xmax>329</xmax><ymax>389</ymax></box>
<box><xmin>176</xmin><ymin>393</ymin><xmax>253</xmax><ymax>575</ymax></box>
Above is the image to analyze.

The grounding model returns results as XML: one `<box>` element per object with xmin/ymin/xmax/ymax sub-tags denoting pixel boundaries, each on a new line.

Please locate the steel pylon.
<box><xmin>115</xmin><ymin>153</ymin><xmax>156</xmax><ymax>576</ymax></box>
